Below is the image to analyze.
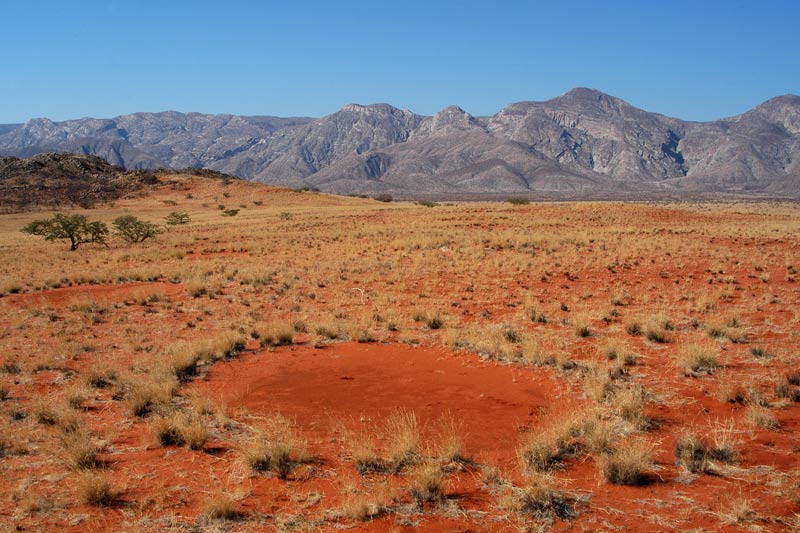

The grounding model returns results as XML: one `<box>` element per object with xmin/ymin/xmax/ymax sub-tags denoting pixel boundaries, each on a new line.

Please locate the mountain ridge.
<box><xmin>1</xmin><ymin>88</ymin><xmax>798</xmax><ymax>198</ymax></box>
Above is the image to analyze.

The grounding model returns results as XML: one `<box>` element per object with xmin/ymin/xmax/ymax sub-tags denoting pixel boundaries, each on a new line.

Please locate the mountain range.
<box><xmin>1</xmin><ymin>88</ymin><xmax>798</xmax><ymax>199</ymax></box>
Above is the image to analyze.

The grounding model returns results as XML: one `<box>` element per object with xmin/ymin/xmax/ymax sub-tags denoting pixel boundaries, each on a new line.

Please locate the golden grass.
<box><xmin>338</xmin><ymin>484</ymin><xmax>391</xmax><ymax>521</ymax></box>
<box><xmin>61</xmin><ymin>430</ymin><xmax>101</xmax><ymax>470</ymax></box>
<box><xmin>2</xmin><ymin>183</ymin><xmax>800</xmax><ymax>529</ymax></box>
<box><xmin>745</xmin><ymin>404</ymin><xmax>780</xmax><ymax>430</ymax></box>
<box><xmin>499</xmin><ymin>475</ymin><xmax>576</xmax><ymax>521</ymax></box>
<box><xmin>408</xmin><ymin>460</ymin><xmax>446</xmax><ymax>506</ymax></box>
<box><xmin>677</xmin><ymin>343</ymin><xmax>719</xmax><ymax>375</ymax></box>
<box><xmin>598</xmin><ymin>440</ymin><xmax>655</xmax><ymax>485</ymax></box>
<box><xmin>151</xmin><ymin>411</ymin><xmax>209</xmax><ymax>450</ymax></box>
<box><xmin>238</xmin><ymin>415</ymin><xmax>306</xmax><ymax>479</ymax></box>
<box><xmin>203</xmin><ymin>492</ymin><xmax>244</xmax><ymax>521</ymax></box>
<box><xmin>384</xmin><ymin>409</ymin><xmax>419</xmax><ymax>465</ymax></box>
<box><xmin>76</xmin><ymin>472</ymin><xmax>116</xmax><ymax>506</ymax></box>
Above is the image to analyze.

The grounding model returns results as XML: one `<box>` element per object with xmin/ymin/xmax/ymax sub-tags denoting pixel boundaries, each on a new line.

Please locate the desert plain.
<box><xmin>0</xmin><ymin>174</ymin><xmax>799</xmax><ymax>531</ymax></box>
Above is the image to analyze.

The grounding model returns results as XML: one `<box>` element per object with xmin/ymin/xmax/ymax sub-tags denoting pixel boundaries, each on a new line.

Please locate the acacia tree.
<box><xmin>165</xmin><ymin>211</ymin><xmax>190</xmax><ymax>225</ymax></box>
<box><xmin>112</xmin><ymin>215</ymin><xmax>161</xmax><ymax>243</ymax></box>
<box><xmin>22</xmin><ymin>214</ymin><xmax>108</xmax><ymax>251</ymax></box>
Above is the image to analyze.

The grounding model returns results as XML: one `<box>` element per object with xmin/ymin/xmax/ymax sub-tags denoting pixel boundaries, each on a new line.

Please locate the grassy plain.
<box><xmin>0</xmin><ymin>174</ymin><xmax>799</xmax><ymax>531</ymax></box>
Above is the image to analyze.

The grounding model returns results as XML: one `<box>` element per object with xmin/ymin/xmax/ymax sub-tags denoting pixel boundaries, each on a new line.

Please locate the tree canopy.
<box><xmin>22</xmin><ymin>213</ymin><xmax>108</xmax><ymax>250</ymax></box>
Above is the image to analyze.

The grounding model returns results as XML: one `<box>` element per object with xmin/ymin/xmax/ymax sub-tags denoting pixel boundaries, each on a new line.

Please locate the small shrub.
<box><xmin>705</xmin><ymin>320</ymin><xmax>747</xmax><ymax>343</ymax></box>
<box><xmin>503</xmin><ymin>326</ymin><xmax>522</xmax><ymax>344</ymax></box>
<box><xmin>340</xmin><ymin>487</ymin><xmax>389</xmax><ymax>521</ymax></box>
<box><xmin>315</xmin><ymin>323</ymin><xmax>343</xmax><ymax>340</ymax></box>
<box><xmin>374</xmin><ymin>194</ymin><xmax>393</xmax><ymax>203</ymax></box>
<box><xmin>0</xmin><ymin>361</ymin><xmax>21</xmax><ymax>374</ymax></box>
<box><xmin>528</xmin><ymin>306</ymin><xmax>547</xmax><ymax>323</ymax></box>
<box><xmin>346</xmin><ymin>410</ymin><xmax>419</xmax><ymax>475</ymax></box>
<box><xmin>645</xmin><ymin>316</ymin><xmax>672</xmax><ymax>343</ymax></box>
<box><xmin>506</xmin><ymin>196</ymin><xmax>530</xmax><ymax>205</ymax></box>
<box><xmin>612</xmin><ymin>384</ymin><xmax>652</xmax><ymax>430</ymax></box>
<box><xmin>85</xmin><ymin>367</ymin><xmax>118</xmax><ymax>389</ymax></box>
<box><xmin>123</xmin><ymin>373</ymin><xmax>177</xmax><ymax>416</ymax></box>
<box><xmin>165</xmin><ymin>211</ymin><xmax>190</xmax><ymax>225</ymax></box>
<box><xmin>519</xmin><ymin>435</ymin><xmax>560</xmax><ymax>473</ymax></box>
<box><xmin>432</xmin><ymin>414</ymin><xmax>469</xmax><ymax>465</ymax></box>
<box><xmin>674</xmin><ymin>433</ymin><xmax>711</xmax><ymax>473</ymax></box>
<box><xmin>750</xmin><ymin>347</ymin><xmax>775</xmax><ymax>359</ymax></box>
<box><xmin>221</xmin><ymin>209</ymin><xmax>240</xmax><ymax>217</ymax></box>
<box><xmin>253</xmin><ymin>322</ymin><xmax>294</xmax><ymax>347</ymax></box>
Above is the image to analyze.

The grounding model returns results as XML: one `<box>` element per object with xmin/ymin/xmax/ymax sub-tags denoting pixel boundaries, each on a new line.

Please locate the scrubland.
<box><xmin>0</xmin><ymin>174</ymin><xmax>799</xmax><ymax>531</ymax></box>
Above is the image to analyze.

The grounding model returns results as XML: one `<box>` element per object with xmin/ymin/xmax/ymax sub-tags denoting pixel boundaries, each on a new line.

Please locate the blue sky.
<box><xmin>1</xmin><ymin>0</ymin><xmax>798</xmax><ymax>123</ymax></box>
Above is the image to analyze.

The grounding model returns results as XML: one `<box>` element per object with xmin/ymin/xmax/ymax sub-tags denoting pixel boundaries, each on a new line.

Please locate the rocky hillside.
<box><xmin>1</xmin><ymin>89</ymin><xmax>798</xmax><ymax>198</ymax></box>
<box><xmin>0</xmin><ymin>153</ymin><xmax>238</xmax><ymax>212</ymax></box>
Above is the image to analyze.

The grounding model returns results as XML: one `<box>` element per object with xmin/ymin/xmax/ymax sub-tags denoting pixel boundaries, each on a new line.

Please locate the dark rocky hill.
<box><xmin>0</xmin><ymin>153</ymin><xmax>239</xmax><ymax>212</ymax></box>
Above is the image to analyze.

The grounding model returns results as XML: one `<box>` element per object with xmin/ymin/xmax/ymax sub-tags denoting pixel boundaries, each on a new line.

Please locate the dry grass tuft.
<box><xmin>253</xmin><ymin>322</ymin><xmax>294</xmax><ymax>347</ymax></box>
<box><xmin>76</xmin><ymin>472</ymin><xmax>116</xmax><ymax>506</ymax></box>
<box><xmin>204</xmin><ymin>492</ymin><xmax>244</xmax><ymax>521</ymax></box>
<box><xmin>409</xmin><ymin>461</ymin><xmax>446</xmax><ymax>506</ymax></box>
<box><xmin>343</xmin><ymin>409</ymin><xmax>420</xmax><ymax>475</ymax></box>
<box><xmin>239</xmin><ymin>415</ymin><xmax>306</xmax><ymax>479</ymax></box>
<box><xmin>677</xmin><ymin>343</ymin><xmax>719</xmax><ymax>375</ymax></box>
<box><xmin>518</xmin><ymin>414</ymin><xmax>586</xmax><ymax>473</ymax></box>
<box><xmin>339</xmin><ymin>484</ymin><xmax>391</xmax><ymax>521</ymax></box>
<box><xmin>745</xmin><ymin>404</ymin><xmax>780</xmax><ymax>430</ymax></box>
<box><xmin>122</xmin><ymin>371</ymin><xmax>178</xmax><ymax>416</ymax></box>
<box><xmin>85</xmin><ymin>366</ymin><xmax>118</xmax><ymax>389</ymax></box>
<box><xmin>152</xmin><ymin>411</ymin><xmax>209</xmax><ymax>450</ymax></box>
<box><xmin>384</xmin><ymin>409</ymin><xmax>419</xmax><ymax>465</ymax></box>
<box><xmin>500</xmin><ymin>476</ymin><xmax>577</xmax><ymax>522</ymax></box>
<box><xmin>644</xmin><ymin>315</ymin><xmax>672</xmax><ymax>343</ymax></box>
<box><xmin>431</xmin><ymin>413</ymin><xmax>470</xmax><ymax>465</ymax></box>
<box><xmin>612</xmin><ymin>384</ymin><xmax>652</xmax><ymax>430</ymax></box>
<box><xmin>598</xmin><ymin>440</ymin><xmax>655</xmax><ymax>485</ymax></box>
<box><xmin>61</xmin><ymin>430</ymin><xmax>102</xmax><ymax>470</ymax></box>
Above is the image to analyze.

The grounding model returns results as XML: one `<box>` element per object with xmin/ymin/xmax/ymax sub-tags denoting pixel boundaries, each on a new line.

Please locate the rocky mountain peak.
<box><xmin>430</xmin><ymin>105</ymin><xmax>478</xmax><ymax>133</ymax></box>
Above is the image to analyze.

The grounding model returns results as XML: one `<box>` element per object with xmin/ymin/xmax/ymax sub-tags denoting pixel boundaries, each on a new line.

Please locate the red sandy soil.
<box><xmin>193</xmin><ymin>342</ymin><xmax>800</xmax><ymax>531</ymax></box>
<box><xmin>2</xmin><ymin>267</ymin><xmax>798</xmax><ymax>531</ymax></box>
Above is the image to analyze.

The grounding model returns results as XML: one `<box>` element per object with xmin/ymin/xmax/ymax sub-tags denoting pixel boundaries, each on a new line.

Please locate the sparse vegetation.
<box><xmin>2</xmin><ymin>179</ymin><xmax>800</xmax><ymax>529</ymax></box>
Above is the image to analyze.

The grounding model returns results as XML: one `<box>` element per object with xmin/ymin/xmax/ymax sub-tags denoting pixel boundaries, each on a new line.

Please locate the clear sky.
<box><xmin>1</xmin><ymin>0</ymin><xmax>798</xmax><ymax>123</ymax></box>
